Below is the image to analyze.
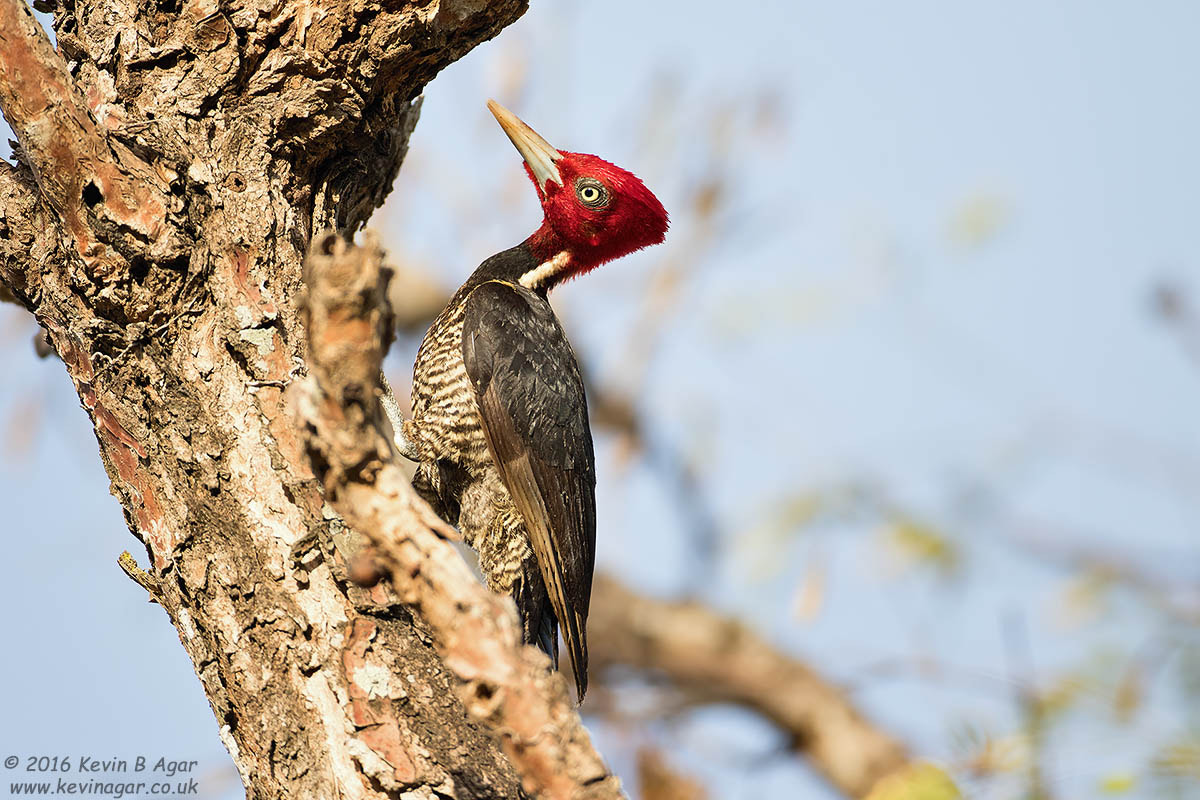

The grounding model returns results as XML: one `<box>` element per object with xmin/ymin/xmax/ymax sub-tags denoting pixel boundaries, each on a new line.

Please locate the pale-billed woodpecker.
<box><xmin>383</xmin><ymin>100</ymin><xmax>668</xmax><ymax>699</ymax></box>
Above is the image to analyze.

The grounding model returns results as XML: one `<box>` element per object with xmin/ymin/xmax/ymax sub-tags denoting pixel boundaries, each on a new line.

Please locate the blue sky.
<box><xmin>3</xmin><ymin>2</ymin><xmax>1198</xmax><ymax>798</ymax></box>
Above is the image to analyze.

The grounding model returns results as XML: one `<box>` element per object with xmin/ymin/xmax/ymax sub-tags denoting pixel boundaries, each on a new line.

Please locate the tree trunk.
<box><xmin>0</xmin><ymin>0</ymin><xmax>558</xmax><ymax>796</ymax></box>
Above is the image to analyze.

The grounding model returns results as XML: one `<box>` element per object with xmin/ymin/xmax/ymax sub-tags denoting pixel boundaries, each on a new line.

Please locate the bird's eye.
<box><xmin>574</xmin><ymin>178</ymin><xmax>610</xmax><ymax>209</ymax></box>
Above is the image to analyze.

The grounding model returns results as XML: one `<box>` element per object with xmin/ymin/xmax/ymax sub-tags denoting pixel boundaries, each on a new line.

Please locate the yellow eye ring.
<box><xmin>574</xmin><ymin>177</ymin><xmax>610</xmax><ymax>209</ymax></box>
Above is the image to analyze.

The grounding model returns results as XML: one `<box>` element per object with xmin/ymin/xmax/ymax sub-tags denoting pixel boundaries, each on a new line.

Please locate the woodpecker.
<box><xmin>384</xmin><ymin>101</ymin><xmax>668</xmax><ymax>699</ymax></box>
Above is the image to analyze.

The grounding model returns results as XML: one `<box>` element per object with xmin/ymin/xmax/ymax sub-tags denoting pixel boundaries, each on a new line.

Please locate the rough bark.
<box><xmin>0</xmin><ymin>0</ymin><xmax>536</xmax><ymax>797</ymax></box>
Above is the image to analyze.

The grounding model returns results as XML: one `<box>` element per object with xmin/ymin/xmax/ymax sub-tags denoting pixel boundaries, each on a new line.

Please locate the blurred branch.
<box><xmin>835</xmin><ymin>479</ymin><xmax>1199</xmax><ymax>624</ymax></box>
<box><xmin>848</xmin><ymin>656</ymin><xmax>1014</xmax><ymax>697</ymax></box>
<box><xmin>298</xmin><ymin>233</ymin><xmax>624</xmax><ymax>800</ymax></box>
<box><xmin>636</xmin><ymin>749</ymin><xmax>707</xmax><ymax>800</ymax></box>
<box><xmin>1003</xmin><ymin>612</ymin><xmax>1053</xmax><ymax>800</ymax></box>
<box><xmin>387</xmin><ymin>261</ymin><xmax>453</xmax><ymax>334</ymax></box>
<box><xmin>1152</xmin><ymin>281</ymin><xmax>1200</xmax><ymax>371</ymax></box>
<box><xmin>590</xmin><ymin>574</ymin><xmax>924</xmax><ymax>798</ymax></box>
<box><xmin>995</xmin><ymin>512</ymin><xmax>1200</xmax><ymax>626</ymax></box>
<box><xmin>940</xmin><ymin>475</ymin><xmax>1200</xmax><ymax>625</ymax></box>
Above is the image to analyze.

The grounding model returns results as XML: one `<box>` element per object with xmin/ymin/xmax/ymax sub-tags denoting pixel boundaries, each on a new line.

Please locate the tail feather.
<box><xmin>535</xmin><ymin>605</ymin><xmax>558</xmax><ymax>666</ymax></box>
<box><xmin>516</xmin><ymin>559</ymin><xmax>588</xmax><ymax>701</ymax></box>
<box><xmin>559</xmin><ymin>608</ymin><xmax>588</xmax><ymax>701</ymax></box>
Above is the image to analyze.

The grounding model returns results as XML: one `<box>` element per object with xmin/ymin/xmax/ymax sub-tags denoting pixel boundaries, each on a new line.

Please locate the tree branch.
<box><xmin>589</xmin><ymin>575</ymin><xmax>914</xmax><ymax>798</ymax></box>
<box><xmin>636</xmin><ymin>749</ymin><xmax>707</xmax><ymax>800</ymax></box>
<box><xmin>298</xmin><ymin>232</ymin><xmax>625</xmax><ymax>800</ymax></box>
<box><xmin>0</xmin><ymin>0</ymin><xmax>178</xmax><ymax>273</ymax></box>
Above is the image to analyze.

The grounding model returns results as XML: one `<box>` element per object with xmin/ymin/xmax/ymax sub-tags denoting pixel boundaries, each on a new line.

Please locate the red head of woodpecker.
<box><xmin>488</xmin><ymin>100</ymin><xmax>669</xmax><ymax>287</ymax></box>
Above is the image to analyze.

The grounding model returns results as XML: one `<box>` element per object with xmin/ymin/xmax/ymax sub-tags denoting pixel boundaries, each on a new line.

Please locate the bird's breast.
<box><xmin>410</xmin><ymin>299</ymin><xmax>492</xmax><ymax>471</ymax></box>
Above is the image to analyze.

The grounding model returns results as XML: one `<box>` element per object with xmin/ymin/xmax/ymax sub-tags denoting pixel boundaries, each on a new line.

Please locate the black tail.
<box><xmin>515</xmin><ymin>559</ymin><xmax>588</xmax><ymax>700</ymax></box>
<box><xmin>558</xmin><ymin>603</ymin><xmax>588</xmax><ymax>702</ymax></box>
<box><xmin>534</xmin><ymin>602</ymin><xmax>559</xmax><ymax>665</ymax></box>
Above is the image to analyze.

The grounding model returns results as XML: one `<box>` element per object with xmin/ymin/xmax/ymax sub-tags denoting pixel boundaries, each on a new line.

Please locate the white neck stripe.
<box><xmin>519</xmin><ymin>251</ymin><xmax>571</xmax><ymax>290</ymax></box>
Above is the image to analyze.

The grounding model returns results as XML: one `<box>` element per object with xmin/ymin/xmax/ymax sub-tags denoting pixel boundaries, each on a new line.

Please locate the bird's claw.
<box><xmin>380</xmin><ymin>371</ymin><xmax>422</xmax><ymax>462</ymax></box>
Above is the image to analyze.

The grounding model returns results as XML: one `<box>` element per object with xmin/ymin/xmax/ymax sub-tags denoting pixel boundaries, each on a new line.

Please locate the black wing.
<box><xmin>462</xmin><ymin>280</ymin><xmax>596</xmax><ymax>698</ymax></box>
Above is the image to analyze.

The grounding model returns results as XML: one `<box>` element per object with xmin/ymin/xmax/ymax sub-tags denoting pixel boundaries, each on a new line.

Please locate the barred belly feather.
<box><xmin>407</xmin><ymin>299</ymin><xmax>492</xmax><ymax>471</ymax></box>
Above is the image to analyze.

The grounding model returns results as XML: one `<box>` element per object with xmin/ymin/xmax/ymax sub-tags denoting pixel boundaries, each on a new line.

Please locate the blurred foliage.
<box><xmin>865</xmin><ymin>763</ymin><xmax>961</xmax><ymax>800</ymax></box>
<box><xmin>1153</xmin><ymin>736</ymin><xmax>1200</xmax><ymax>778</ymax></box>
<box><xmin>950</xmin><ymin>721</ymin><xmax>1026</xmax><ymax>779</ymax></box>
<box><xmin>741</xmin><ymin>491</ymin><xmax>823</xmax><ymax>580</ymax></box>
<box><xmin>883</xmin><ymin>518</ymin><xmax>960</xmax><ymax>579</ymax></box>
<box><xmin>1099</xmin><ymin>772</ymin><xmax>1136</xmax><ymax>795</ymax></box>
<box><xmin>945</xmin><ymin>192</ymin><xmax>1012</xmax><ymax>251</ymax></box>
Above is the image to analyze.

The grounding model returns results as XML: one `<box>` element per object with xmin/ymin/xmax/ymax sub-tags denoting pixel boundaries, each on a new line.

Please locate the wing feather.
<box><xmin>462</xmin><ymin>280</ymin><xmax>596</xmax><ymax>698</ymax></box>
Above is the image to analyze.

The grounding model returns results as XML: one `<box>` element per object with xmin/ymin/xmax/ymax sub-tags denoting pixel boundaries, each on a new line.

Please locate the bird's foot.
<box><xmin>388</xmin><ymin>418</ymin><xmax>424</xmax><ymax>462</ymax></box>
<box><xmin>379</xmin><ymin>371</ymin><xmax>422</xmax><ymax>462</ymax></box>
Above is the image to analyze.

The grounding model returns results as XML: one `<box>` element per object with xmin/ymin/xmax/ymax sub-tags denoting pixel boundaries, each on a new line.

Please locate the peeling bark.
<box><xmin>0</xmin><ymin>0</ymin><xmax>535</xmax><ymax>796</ymax></box>
<box><xmin>0</xmin><ymin>158</ymin><xmax>61</xmax><ymax>299</ymax></box>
